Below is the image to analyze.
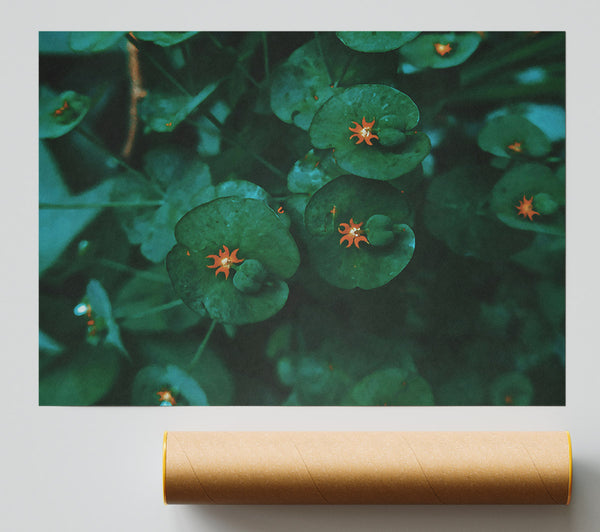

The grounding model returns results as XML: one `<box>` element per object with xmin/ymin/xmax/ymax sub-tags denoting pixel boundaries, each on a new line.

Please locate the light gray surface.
<box><xmin>2</xmin><ymin>1</ymin><xmax>599</xmax><ymax>530</ymax></box>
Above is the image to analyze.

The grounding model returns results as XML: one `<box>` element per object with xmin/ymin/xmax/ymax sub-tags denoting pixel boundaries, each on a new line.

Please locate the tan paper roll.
<box><xmin>163</xmin><ymin>431</ymin><xmax>572</xmax><ymax>505</ymax></box>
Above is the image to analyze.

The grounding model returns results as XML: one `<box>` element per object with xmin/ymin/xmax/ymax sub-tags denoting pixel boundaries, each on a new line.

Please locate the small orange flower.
<box><xmin>277</xmin><ymin>206</ymin><xmax>285</xmax><ymax>214</ymax></box>
<box><xmin>515</xmin><ymin>195</ymin><xmax>540</xmax><ymax>221</ymax></box>
<box><xmin>338</xmin><ymin>218</ymin><xmax>369</xmax><ymax>248</ymax></box>
<box><xmin>53</xmin><ymin>100</ymin><xmax>70</xmax><ymax>116</ymax></box>
<box><xmin>157</xmin><ymin>390</ymin><xmax>176</xmax><ymax>406</ymax></box>
<box><xmin>434</xmin><ymin>42</ymin><xmax>452</xmax><ymax>56</ymax></box>
<box><xmin>507</xmin><ymin>141</ymin><xmax>523</xmax><ymax>153</ymax></box>
<box><xmin>206</xmin><ymin>245</ymin><xmax>244</xmax><ymax>279</ymax></box>
<box><xmin>349</xmin><ymin>117</ymin><xmax>379</xmax><ymax>146</ymax></box>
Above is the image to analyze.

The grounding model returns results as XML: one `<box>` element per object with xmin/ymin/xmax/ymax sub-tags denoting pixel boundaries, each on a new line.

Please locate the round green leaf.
<box><xmin>69</xmin><ymin>32</ymin><xmax>125</xmax><ymax>53</ymax></box>
<box><xmin>424</xmin><ymin>167</ymin><xmax>534</xmax><ymax>260</ymax></box>
<box><xmin>309</xmin><ymin>85</ymin><xmax>431</xmax><ymax>180</ymax></box>
<box><xmin>490</xmin><ymin>372</ymin><xmax>534</xmax><ymax>406</ymax></box>
<box><xmin>167</xmin><ymin>197</ymin><xmax>300</xmax><ymax>324</ymax></box>
<box><xmin>39</xmin><ymin>88</ymin><xmax>90</xmax><ymax>139</ymax></box>
<box><xmin>478</xmin><ymin>115</ymin><xmax>551</xmax><ymax>158</ymax></box>
<box><xmin>270</xmin><ymin>37</ymin><xmax>345</xmax><ymax>130</ymax></box>
<box><xmin>349</xmin><ymin>368</ymin><xmax>434</xmax><ymax>406</ymax></box>
<box><xmin>305</xmin><ymin>175</ymin><xmax>415</xmax><ymax>289</ymax></box>
<box><xmin>131</xmin><ymin>364</ymin><xmax>208</xmax><ymax>406</ymax></box>
<box><xmin>399</xmin><ymin>32</ymin><xmax>481</xmax><ymax>69</ymax></box>
<box><xmin>337</xmin><ymin>31</ymin><xmax>420</xmax><ymax>53</ymax></box>
<box><xmin>39</xmin><ymin>345</ymin><xmax>120</xmax><ymax>405</ymax></box>
<box><xmin>134</xmin><ymin>32</ymin><xmax>198</xmax><ymax>47</ymax></box>
<box><xmin>490</xmin><ymin>163</ymin><xmax>565</xmax><ymax>235</ymax></box>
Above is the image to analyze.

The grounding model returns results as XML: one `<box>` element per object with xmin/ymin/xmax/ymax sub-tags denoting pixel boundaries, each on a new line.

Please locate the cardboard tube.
<box><xmin>163</xmin><ymin>431</ymin><xmax>572</xmax><ymax>505</ymax></box>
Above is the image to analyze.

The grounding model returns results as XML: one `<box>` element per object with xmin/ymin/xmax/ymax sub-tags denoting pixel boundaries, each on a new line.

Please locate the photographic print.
<box><xmin>39</xmin><ymin>31</ymin><xmax>565</xmax><ymax>406</ymax></box>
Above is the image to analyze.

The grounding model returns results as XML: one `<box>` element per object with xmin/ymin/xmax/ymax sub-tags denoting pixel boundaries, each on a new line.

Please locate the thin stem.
<box><xmin>121</xmin><ymin>36</ymin><xmax>147</xmax><ymax>159</ymax></box>
<box><xmin>114</xmin><ymin>300</ymin><xmax>183</xmax><ymax>320</ymax></box>
<box><xmin>127</xmin><ymin>33</ymin><xmax>191</xmax><ymax>97</ymax></box>
<box><xmin>333</xmin><ymin>55</ymin><xmax>354</xmax><ymax>88</ymax></box>
<box><xmin>262</xmin><ymin>32</ymin><xmax>270</xmax><ymax>82</ymax></box>
<box><xmin>208</xmin><ymin>32</ymin><xmax>260</xmax><ymax>88</ymax></box>
<box><xmin>189</xmin><ymin>319</ymin><xmax>218</xmax><ymax>369</ymax></box>
<box><xmin>40</xmin><ymin>200</ymin><xmax>164</xmax><ymax>209</ymax></box>
<box><xmin>99</xmin><ymin>259</ymin><xmax>172</xmax><ymax>284</ymax></box>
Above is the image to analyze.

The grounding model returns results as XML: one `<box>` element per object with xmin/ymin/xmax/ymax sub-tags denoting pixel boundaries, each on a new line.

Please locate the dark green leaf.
<box><xmin>424</xmin><ymin>167</ymin><xmax>534</xmax><ymax>260</ymax></box>
<box><xmin>167</xmin><ymin>197</ymin><xmax>300</xmax><ymax>324</ymax></box>
<box><xmin>490</xmin><ymin>372</ymin><xmax>534</xmax><ymax>406</ymax></box>
<box><xmin>39</xmin><ymin>345</ymin><xmax>120</xmax><ymax>405</ymax></box>
<box><xmin>131</xmin><ymin>365</ymin><xmax>208</xmax><ymax>406</ymax></box>
<box><xmin>69</xmin><ymin>32</ymin><xmax>125</xmax><ymax>53</ymax></box>
<box><xmin>478</xmin><ymin>115</ymin><xmax>551</xmax><ymax>158</ymax></box>
<box><xmin>39</xmin><ymin>87</ymin><xmax>91</xmax><ymax>139</ymax></box>
<box><xmin>337</xmin><ymin>31</ymin><xmax>420</xmax><ymax>53</ymax></box>
<box><xmin>309</xmin><ymin>85</ymin><xmax>430</xmax><ymax>180</ymax></box>
<box><xmin>490</xmin><ymin>163</ymin><xmax>565</xmax><ymax>235</ymax></box>
<box><xmin>287</xmin><ymin>149</ymin><xmax>345</xmax><ymax>195</ymax></box>
<box><xmin>134</xmin><ymin>32</ymin><xmax>198</xmax><ymax>47</ymax></box>
<box><xmin>349</xmin><ymin>368</ymin><xmax>434</xmax><ymax>405</ymax></box>
<box><xmin>399</xmin><ymin>32</ymin><xmax>481</xmax><ymax>69</ymax></box>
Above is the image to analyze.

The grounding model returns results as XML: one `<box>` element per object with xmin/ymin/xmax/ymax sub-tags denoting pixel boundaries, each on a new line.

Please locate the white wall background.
<box><xmin>2</xmin><ymin>1</ymin><xmax>599</xmax><ymax>530</ymax></box>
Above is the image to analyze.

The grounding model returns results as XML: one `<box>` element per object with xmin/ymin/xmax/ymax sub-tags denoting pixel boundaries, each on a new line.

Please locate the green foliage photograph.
<box><xmin>39</xmin><ymin>31</ymin><xmax>565</xmax><ymax>406</ymax></box>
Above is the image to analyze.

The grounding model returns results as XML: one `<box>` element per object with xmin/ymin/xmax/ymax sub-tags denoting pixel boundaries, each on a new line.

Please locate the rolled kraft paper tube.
<box><xmin>163</xmin><ymin>431</ymin><xmax>572</xmax><ymax>505</ymax></box>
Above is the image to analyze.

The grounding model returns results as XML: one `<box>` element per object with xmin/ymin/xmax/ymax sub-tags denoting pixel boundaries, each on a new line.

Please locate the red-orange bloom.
<box><xmin>338</xmin><ymin>218</ymin><xmax>369</xmax><ymax>248</ymax></box>
<box><xmin>507</xmin><ymin>141</ymin><xmax>523</xmax><ymax>153</ymax></box>
<box><xmin>206</xmin><ymin>245</ymin><xmax>244</xmax><ymax>279</ymax></box>
<box><xmin>349</xmin><ymin>117</ymin><xmax>379</xmax><ymax>146</ymax></box>
<box><xmin>515</xmin><ymin>195</ymin><xmax>540</xmax><ymax>221</ymax></box>
<box><xmin>157</xmin><ymin>390</ymin><xmax>176</xmax><ymax>406</ymax></box>
<box><xmin>434</xmin><ymin>42</ymin><xmax>452</xmax><ymax>56</ymax></box>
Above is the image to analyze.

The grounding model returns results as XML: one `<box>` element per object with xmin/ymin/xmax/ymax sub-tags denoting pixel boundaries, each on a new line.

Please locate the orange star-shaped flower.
<box><xmin>434</xmin><ymin>42</ymin><xmax>452</xmax><ymax>56</ymax></box>
<box><xmin>338</xmin><ymin>218</ymin><xmax>369</xmax><ymax>248</ymax></box>
<box><xmin>507</xmin><ymin>141</ymin><xmax>523</xmax><ymax>153</ymax></box>
<box><xmin>515</xmin><ymin>195</ymin><xmax>540</xmax><ymax>221</ymax></box>
<box><xmin>157</xmin><ymin>390</ymin><xmax>176</xmax><ymax>406</ymax></box>
<box><xmin>206</xmin><ymin>245</ymin><xmax>244</xmax><ymax>279</ymax></box>
<box><xmin>349</xmin><ymin>117</ymin><xmax>379</xmax><ymax>146</ymax></box>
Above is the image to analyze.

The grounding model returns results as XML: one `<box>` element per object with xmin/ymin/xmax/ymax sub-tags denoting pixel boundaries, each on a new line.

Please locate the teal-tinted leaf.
<box><xmin>213</xmin><ymin>180</ymin><xmax>270</xmax><ymax>202</ymax></box>
<box><xmin>349</xmin><ymin>368</ymin><xmax>434</xmax><ymax>405</ymax></box>
<box><xmin>39</xmin><ymin>330</ymin><xmax>64</xmax><ymax>356</ymax></box>
<box><xmin>337</xmin><ymin>31</ymin><xmax>420</xmax><ymax>53</ymax></box>
<box><xmin>69</xmin><ymin>32</ymin><xmax>125</xmax><ymax>53</ymax></box>
<box><xmin>39</xmin><ymin>142</ymin><xmax>114</xmax><ymax>273</ymax></box>
<box><xmin>167</xmin><ymin>197</ymin><xmax>300</xmax><ymax>324</ymax></box>
<box><xmin>487</xmin><ymin>104</ymin><xmax>565</xmax><ymax>143</ymax></box>
<box><xmin>141</xmin><ymin>82</ymin><xmax>218</xmax><ymax>132</ymax></box>
<box><xmin>478</xmin><ymin>115</ymin><xmax>551</xmax><ymax>158</ymax></box>
<box><xmin>287</xmin><ymin>149</ymin><xmax>345</xmax><ymax>195</ymax></box>
<box><xmin>424</xmin><ymin>167</ymin><xmax>534</xmax><ymax>261</ymax></box>
<box><xmin>309</xmin><ymin>85</ymin><xmax>430</xmax><ymax>180</ymax></box>
<box><xmin>437</xmin><ymin>371</ymin><xmax>485</xmax><ymax>406</ymax></box>
<box><xmin>293</xmin><ymin>356</ymin><xmax>352</xmax><ymax>405</ymax></box>
<box><xmin>39</xmin><ymin>345</ymin><xmax>120</xmax><ymax>405</ymax></box>
<box><xmin>131</xmin><ymin>364</ymin><xmax>208</xmax><ymax>406</ymax></box>
<box><xmin>114</xmin><ymin>266</ymin><xmax>203</xmax><ymax>331</ymax></box>
<box><xmin>39</xmin><ymin>87</ymin><xmax>91</xmax><ymax>139</ymax></box>
<box><xmin>399</xmin><ymin>32</ymin><xmax>481</xmax><ymax>69</ymax></box>
<box><xmin>305</xmin><ymin>175</ymin><xmax>414</xmax><ymax>289</ymax></box>
<box><xmin>39</xmin><ymin>32</ymin><xmax>72</xmax><ymax>54</ymax></box>
<box><xmin>83</xmin><ymin>280</ymin><xmax>128</xmax><ymax>357</ymax></box>
<box><xmin>490</xmin><ymin>163</ymin><xmax>565</xmax><ymax>235</ymax></box>
<box><xmin>270</xmin><ymin>37</ymin><xmax>345</xmax><ymax>130</ymax></box>
<box><xmin>490</xmin><ymin>372</ymin><xmax>534</xmax><ymax>406</ymax></box>
<box><xmin>134</xmin><ymin>32</ymin><xmax>198</xmax><ymax>47</ymax></box>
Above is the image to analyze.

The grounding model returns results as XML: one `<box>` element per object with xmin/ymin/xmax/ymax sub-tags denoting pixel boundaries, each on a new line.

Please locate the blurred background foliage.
<box><xmin>39</xmin><ymin>31</ymin><xmax>565</xmax><ymax>406</ymax></box>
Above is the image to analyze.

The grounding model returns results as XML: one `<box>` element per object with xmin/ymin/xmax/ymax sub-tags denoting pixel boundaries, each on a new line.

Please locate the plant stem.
<box><xmin>39</xmin><ymin>200</ymin><xmax>165</xmax><ymax>209</ymax></box>
<box><xmin>334</xmin><ymin>55</ymin><xmax>354</xmax><ymax>88</ymax></box>
<box><xmin>121</xmin><ymin>37</ymin><xmax>147</xmax><ymax>159</ymax></box>
<box><xmin>114</xmin><ymin>300</ymin><xmax>183</xmax><ymax>320</ymax></box>
<box><xmin>99</xmin><ymin>259</ymin><xmax>172</xmax><ymax>284</ymax></box>
<box><xmin>127</xmin><ymin>34</ymin><xmax>191</xmax><ymax>97</ymax></box>
<box><xmin>189</xmin><ymin>319</ymin><xmax>218</xmax><ymax>369</ymax></box>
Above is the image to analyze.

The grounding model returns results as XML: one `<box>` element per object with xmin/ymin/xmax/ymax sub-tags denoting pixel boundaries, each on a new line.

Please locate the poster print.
<box><xmin>39</xmin><ymin>31</ymin><xmax>565</xmax><ymax>406</ymax></box>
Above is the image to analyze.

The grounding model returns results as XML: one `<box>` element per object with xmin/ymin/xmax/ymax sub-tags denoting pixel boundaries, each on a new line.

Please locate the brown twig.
<box><xmin>121</xmin><ymin>34</ymin><xmax>147</xmax><ymax>159</ymax></box>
